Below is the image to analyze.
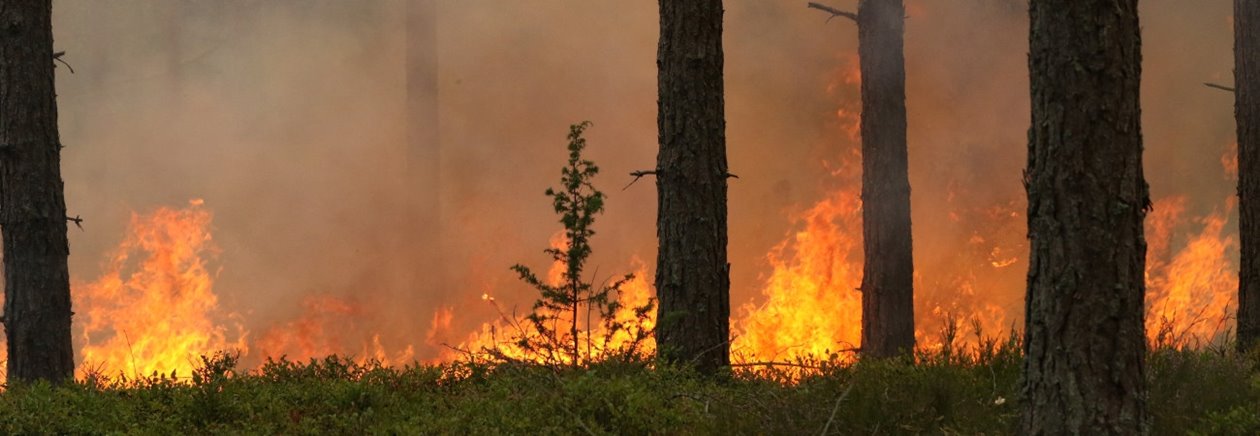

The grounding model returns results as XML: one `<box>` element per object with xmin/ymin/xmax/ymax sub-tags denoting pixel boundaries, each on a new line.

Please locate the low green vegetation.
<box><xmin>0</xmin><ymin>345</ymin><xmax>1256</xmax><ymax>434</ymax></box>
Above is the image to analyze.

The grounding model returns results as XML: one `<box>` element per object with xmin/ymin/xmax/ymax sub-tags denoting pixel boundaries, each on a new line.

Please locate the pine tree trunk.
<box><xmin>654</xmin><ymin>0</ymin><xmax>731</xmax><ymax>376</ymax></box>
<box><xmin>0</xmin><ymin>0</ymin><xmax>76</xmax><ymax>384</ymax></box>
<box><xmin>1236</xmin><ymin>0</ymin><xmax>1260</xmax><ymax>353</ymax></box>
<box><xmin>405</xmin><ymin>0</ymin><xmax>442</xmax><ymax>295</ymax></box>
<box><xmin>856</xmin><ymin>0</ymin><xmax>915</xmax><ymax>359</ymax></box>
<box><xmin>1021</xmin><ymin>1</ymin><xmax>1149</xmax><ymax>433</ymax></box>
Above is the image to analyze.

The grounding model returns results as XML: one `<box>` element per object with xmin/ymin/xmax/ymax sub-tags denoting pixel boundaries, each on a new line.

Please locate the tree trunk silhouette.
<box><xmin>1021</xmin><ymin>1</ymin><xmax>1149</xmax><ymax>434</ymax></box>
<box><xmin>0</xmin><ymin>0</ymin><xmax>76</xmax><ymax>384</ymax></box>
<box><xmin>406</xmin><ymin>0</ymin><xmax>442</xmax><ymax>295</ymax></box>
<box><xmin>856</xmin><ymin>0</ymin><xmax>914</xmax><ymax>359</ymax></box>
<box><xmin>654</xmin><ymin>0</ymin><xmax>730</xmax><ymax>376</ymax></box>
<box><xmin>1236</xmin><ymin>0</ymin><xmax>1260</xmax><ymax>353</ymax></box>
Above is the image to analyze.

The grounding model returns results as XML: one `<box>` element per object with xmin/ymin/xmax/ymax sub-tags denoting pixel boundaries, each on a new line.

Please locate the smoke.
<box><xmin>41</xmin><ymin>0</ymin><xmax>1237</xmax><ymax>365</ymax></box>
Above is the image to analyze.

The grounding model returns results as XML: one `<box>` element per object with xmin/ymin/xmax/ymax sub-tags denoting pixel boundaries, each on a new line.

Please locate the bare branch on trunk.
<box><xmin>807</xmin><ymin>2</ymin><xmax>857</xmax><ymax>23</ymax></box>
<box><xmin>1205</xmin><ymin>82</ymin><xmax>1237</xmax><ymax>93</ymax></box>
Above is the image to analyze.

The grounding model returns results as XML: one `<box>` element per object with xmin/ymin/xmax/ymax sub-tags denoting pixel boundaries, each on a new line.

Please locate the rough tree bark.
<box><xmin>1236</xmin><ymin>0</ymin><xmax>1260</xmax><ymax>353</ymax></box>
<box><xmin>1021</xmin><ymin>1</ymin><xmax>1149</xmax><ymax>434</ymax></box>
<box><xmin>654</xmin><ymin>0</ymin><xmax>730</xmax><ymax>375</ymax></box>
<box><xmin>855</xmin><ymin>0</ymin><xmax>914</xmax><ymax>359</ymax></box>
<box><xmin>808</xmin><ymin>0</ymin><xmax>916</xmax><ymax>359</ymax></box>
<box><xmin>0</xmin><ymin>0</ymin><xmax>76</xmax><ymax>383</ymax></box>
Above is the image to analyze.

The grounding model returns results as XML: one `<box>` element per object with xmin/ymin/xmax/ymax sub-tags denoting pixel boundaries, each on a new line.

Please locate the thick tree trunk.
<box><xmin>1236</xmin><ymin>0</ymin><xmax>1260</xmax><ymax>353</ymax></box>
<box><xmin>1021</xmin><ymin>1</ymin><xmax>1149</xmax><ymax>434</ymax></box>
<box><xmin>654</xmin><ymin>0</ymin><xmax>730</xmax><ymax>375</ymax></box>
<box><xmin>856</xmin><ymin>0</ymin><xmax>915</xmax><ymax>359</ymax></box>
<box><xmin>0</xmin><ymin>0</ymin><xmax>76</xmax><ymax>383</ymax></box>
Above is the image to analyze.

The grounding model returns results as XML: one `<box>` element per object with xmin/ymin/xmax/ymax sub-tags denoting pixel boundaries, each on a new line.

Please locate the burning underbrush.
<box><xmin>0</xmin><ymin>134</ymin><xmax>1244</xmax><ymax>382</ymax></box>
<box><xmin>0</xmin><ymin>145</ymin><xmax>1242</xmax><ymax>383</ymax></box>
<box><xmin>441</xmin><ymin>260</ymin><xmax>656</xmax><ymax>366</ymax></box>
<box><xmin>73</xmin><ymin>199</ymin><xmax>248</xmax><ymax>380</ymax></box>
<box><xmin>0</xmin><ymin>176</ymin><xmax>1235</xmax><ymax>384</ymax></box>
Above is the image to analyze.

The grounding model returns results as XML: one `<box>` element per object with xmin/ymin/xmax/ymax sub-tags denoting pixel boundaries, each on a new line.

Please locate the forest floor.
<box><xmin>0</xmin><ymin>344</ymin><xmax>1256</xmax><ymax>434</ymax></box>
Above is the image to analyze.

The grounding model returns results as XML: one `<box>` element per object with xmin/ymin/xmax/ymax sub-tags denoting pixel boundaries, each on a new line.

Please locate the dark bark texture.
<box><xmin>1021</xmin><ymin>1</ymin><xmax>1149</xmax><ymax>434</ymax></box>
<box><xmin>654</xmin><ymin>0</ymin><xmax>730</xmax><ymax>375</ymax></box>
<box><xmin>0</xmin><ymin>0</ymin><xmax>76</xmax><ymax>383</ymax></box>
<box><xmin>1237</xmin><ymin>0</ymin><xmax>1260</xmax><ymax>353</ymax></box>
<box><xmin>856</xmin><ymin>0</ymin><xmax>915</xmax><ymax>359</ymax></box>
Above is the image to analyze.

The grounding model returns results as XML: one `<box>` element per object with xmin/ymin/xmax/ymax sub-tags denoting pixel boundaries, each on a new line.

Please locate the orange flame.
<box><xmin>443</xmin><ymin>231</ymin><xmax>656</xmax><ymax>364</ymax></box>
<box><xmin>75</xmin><ymin>200</ymin><xmax>247</xmax><ymax>379</ymax></box>
<box><xmin>0</xmin><ymin>65</ymin><xmax>1242</xmax><ymax>382</ymax></box>
<box><xmin>1144</xmin><ymin>189</ymin><xmax>1239</xmax><ymax>347</ymax></box>
<box><xmin>253</xmin><ymin>294</ymin><xmax>416</xmax><ymax>366</ymax></box>
<box><xmin>732</xmin><ymin>187</ymin><xmax>864</xmax><ymax>362</ymax></box>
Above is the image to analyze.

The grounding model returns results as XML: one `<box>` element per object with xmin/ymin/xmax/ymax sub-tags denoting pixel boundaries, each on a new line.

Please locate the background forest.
<box><xmin>0</xmin><ymin>0</ymin><xmax>1254</xmax><ymax>434</ymax></box>
<box><xmin>31</xmin><ymin>0</ymin><xmax>1239</xmax><ymax>368</ymax></box>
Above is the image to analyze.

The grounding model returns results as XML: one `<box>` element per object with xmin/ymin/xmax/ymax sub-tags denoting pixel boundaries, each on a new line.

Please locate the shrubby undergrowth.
<box><xmin>0</xmin><ymin>345</ymin><xmax>1256</xmax><ymax>435</ymax></box>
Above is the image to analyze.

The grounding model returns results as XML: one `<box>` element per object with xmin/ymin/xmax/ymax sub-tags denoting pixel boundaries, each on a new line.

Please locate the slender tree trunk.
<box><xmin>162</xmin><ymin>1</ymin><xmax>185</xmax><ymax>85</ymax></box>
<box><xmin>654</xmin><ymin>0</ymin><xmax>731</xmax><ymax>375</ymax></box>
<box><xmin>856</xmin><ymin>0</ymin><xmax>915</xmax><ymax>359</ymax></box>
<box><xmin>405</xmin><ymin>0</ymin><xmax>442</xmax><ymax>298</ymax></box>
<box><xmin>0</xmin><ymin>0</ymin><xmax>76</xmax><ymax>384</ymax></box>
<box><xmin>1021</xmin><ymin>1</ymin><xmax>1149</xmax><ymax>433</ymax></box>
<box><xmin>571</xmin><ymin>276</ymin><xmax>579</xmax><ymax>366</ymax></box>
<box><xmin>1236</xmin><ymin>0</ymin><xmax>1260</xmax><ymax>353</ymax></box>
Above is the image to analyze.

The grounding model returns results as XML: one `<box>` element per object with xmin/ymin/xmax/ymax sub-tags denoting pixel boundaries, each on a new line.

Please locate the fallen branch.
<box><xmin>730</xmin><ymin>360</ymin><xmax>826</xmax><ymax>370</ymax></box>
<box><xmin>1204</xmin><ymin>82</ymin><xmax>1236</xmax><ymax>93</ymax></box>
<box><xmin>807</xmin><ymin>2</ymin><xmax>857</xmax><ymax>23</ymax></box>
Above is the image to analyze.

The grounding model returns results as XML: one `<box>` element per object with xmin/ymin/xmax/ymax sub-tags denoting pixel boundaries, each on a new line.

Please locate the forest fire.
<box><xmin>253</xmin><ymin>295</ymin><xmax>415</xmax><ymax>366</ymax></box>
<box><xmin>731</xmin><ymin>184</ymin><xmax>864</xmax><ymax>362</ymax></box>
<box><xmin>37</xmin><ymin>167</ymin><xmax>1235</xmax><ymax>380</ymax></box>
<box><xmin>446</xmin><ymin>271</ymin><xmax>655</xmax><ymax>364</ymax></box>
<box><xmin>0</xmin><ymin>69</ymin><xmax>1239</xmax><ymax>384</ymax></box>
<box><xmin>0</xmin><ymin>1</ymin><xmax>1251</xmax><ymax>433</ymax></box>
<box><xmin>441</xmin><ymin>231</ymin><xmax>656</xmax><ymax>364</ymax></box>
<box><xmin>74</xmin><ymin>199</ymin><xmax>246</xmax><ymax>379</ymax></box>
<box><xmin>1142</xmin><ymin>145</ymin><xmax>1242</xmax><ymax>348</ymax></box>
<box><xmin>37</xmin><ymin>200</ymin><xmax>419</xmax><ymax>381</ymax></box>
<box><xmin>1145</xmin><ymin>196</ymin><xmax>1237</xmax><ymax>347</ymax></box>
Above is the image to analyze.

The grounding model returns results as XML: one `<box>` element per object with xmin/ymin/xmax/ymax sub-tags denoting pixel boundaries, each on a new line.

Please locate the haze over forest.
<box><xmin>41</xmin><ymin>0</ymin><xmax>1237</xmax><ymax>364</ymax></box>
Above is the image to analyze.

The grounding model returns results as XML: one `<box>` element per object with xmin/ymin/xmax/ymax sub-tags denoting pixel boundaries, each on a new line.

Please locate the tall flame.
<box><xmin>1142</xmin><ymin>144</ymin><xmax>1241</xmax><ymax>347</ymax></box>
<box><xmin>75</xmin><ymin>199</ymin><xmax>246</xmax><ymax>379</ymax></box>
<box><xmin>732</xmin><ymin>187</ymin><xmax>864</xmax><ymax>361</ymax></box>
